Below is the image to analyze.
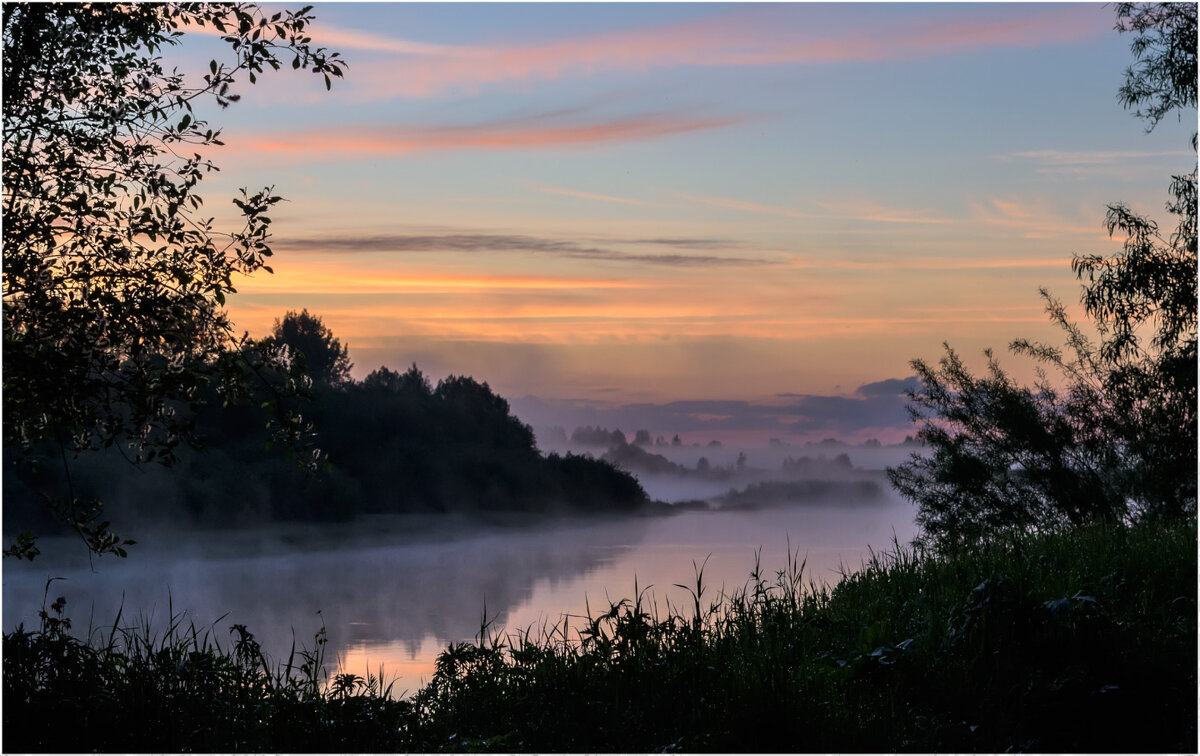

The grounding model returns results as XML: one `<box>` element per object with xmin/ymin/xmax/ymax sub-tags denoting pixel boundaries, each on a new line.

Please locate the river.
<box><xmin>3</xmin><ymin>481</ymin><xmax>916</xmax><ymax>697</ymax></box>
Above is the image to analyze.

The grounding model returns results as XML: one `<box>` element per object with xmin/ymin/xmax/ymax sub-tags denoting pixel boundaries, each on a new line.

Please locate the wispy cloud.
<box><xmin>815</xmin><ymin>199</ymin><xmax>956</xmax><ymax>226</ymax></box>
<box><xmin>1000</xmin><ymin>149</ymin><xmax>1197</xmax><ymax>178</ymax></box>
<box><xmin>273</xmin><ymin>233</ymin><xmax>770</xmax><ymax>267</ymax></box>
<box><xmin>675</xmin><ymin>192</ymin><xmax>811</xmax><ymax>219</ymax></box>
<box><xmin>787</xmin><ymin>257</ymin><xmax>1072</xmax><ymax>271</ymax></box>
<box><xmin>1007</xmin><ymin>149</ymin><xmax>1194</xmax><ymax>166</ymax></box>
<box><xmin>320</xmin><ymin>5</ymin><xmax>1110</xmax><ymax>98</ymax></box>
<box><xmin>235</xmin><ymin>270</ymin><xmax>659</xmax><ymax>294</ymax></box>
<box><xmin>525</xmin><ymin>181</ymin><xmax>661</xmax><ymax>207</ymax></box>
<box><xmin>679</xmin><ymin>192</ymin><xmax>957</xmax><ymax>225</ymax></box>
<box><xmin>677</xmin><ymin>189</ymin><xmax>1106</xmax><ymax>245</ymax></box>
<box><xmin>301</xmin><ymin>26</ymin><xmax>476</xmax><ymax>57</ymax></box>
<box><xmin>967</xmin><ymin>197</ymin><xmax>1107</xmax><ymax>240</ymax></box>
<box><xmin>182</xmin><ymin>14</ymin><xmax>472</xmax><ymax>58</ymax></box>
<box><xmin>235</xmin><ymin>111</ymin><xmax>748</xmax><ymax>158</ymax></box>
<box><xmin>624</xmin><ymin>238</ymin><xmax>740</xmax><ymax>250</ymax></box>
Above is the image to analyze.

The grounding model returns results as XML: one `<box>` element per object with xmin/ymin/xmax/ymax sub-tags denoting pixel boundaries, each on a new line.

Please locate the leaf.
<box><xmin>1042</xmin><ymin>597</ymin><xmax>1072</xmax><ymax>617</ymax></box>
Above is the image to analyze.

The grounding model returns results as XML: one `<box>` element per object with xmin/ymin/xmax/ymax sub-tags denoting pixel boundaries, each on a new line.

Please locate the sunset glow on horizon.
<box><xmin>182</xmin><ymin>2</ymin><xmax>1194</xmax><ymax>436</ymax></box>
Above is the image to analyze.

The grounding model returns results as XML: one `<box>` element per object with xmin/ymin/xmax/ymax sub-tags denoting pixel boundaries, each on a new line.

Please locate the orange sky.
<box><xmin>180</xmin><ymin>3</ymin><xmax>1193</xmax><ymax>424</ymax></box>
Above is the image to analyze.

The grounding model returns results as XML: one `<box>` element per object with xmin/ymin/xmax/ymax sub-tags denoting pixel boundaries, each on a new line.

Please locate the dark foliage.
<box><xmin>270</xmin><ymin>309</ymin><xmax>353</xmax><ymax>387</ymax></box>
<box><xmin>887</xmin><ymin>346</ymin><xmax>1129</xmax><ymax>547</ymax></box>
<box><xmin>717</xmin><ymin>479</ymin><xmax>882</xmax><ymax>510</ymax></box>
<box><xmin>889</xmin><ymin>2</ymin><xmax>1197</xmax><ymax>549</ymax></box>
<box><xmin>316</xmin><ymin>368</ymin><xmax>646</xmax><ymax>515</ymax></box>
<box><xmin>3</xmin><ymin>354</ymin><xmax>649</xmax><ymax>529</ymax></box>
<box><xmin>570</xmin><ymin>425</ymin><xmax>628</xmax><ymax>447</ymax></box>
<box><xmin>1114</xmin><ymin>2</ymin><xmax>1198</xmax><ymax>134</ymax></box>
<box><xmin>2</xmin><ymin>3</ymin><xmax>344</xmax><ymax>555</ymax></box>
<box><xmin>602</xmin><ymin>441</ymin><xmax>688</xmax><ymax>476</ymax></box>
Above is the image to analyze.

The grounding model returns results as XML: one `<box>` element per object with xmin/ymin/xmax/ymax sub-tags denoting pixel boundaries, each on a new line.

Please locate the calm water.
<box><xmin>3</xmin><ymin>493</ymin><xmax>916</xmax><ymax>697</ymax></box>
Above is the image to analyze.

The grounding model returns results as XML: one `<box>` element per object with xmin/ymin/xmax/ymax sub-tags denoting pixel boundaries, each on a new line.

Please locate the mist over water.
<box><xmin>3</xmin><ymin>468</ymin><xmax>915</xmax><ymax>696</ymax></box>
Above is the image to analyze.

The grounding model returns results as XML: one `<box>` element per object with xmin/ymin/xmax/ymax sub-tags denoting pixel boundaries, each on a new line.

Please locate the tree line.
<box><xmin>4</xmin><ymin>309</ymin><xmax>648</xmax><ymax>535</ymax></box>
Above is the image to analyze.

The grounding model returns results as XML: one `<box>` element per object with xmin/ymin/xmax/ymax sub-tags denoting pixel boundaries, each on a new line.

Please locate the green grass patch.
<box><xmin>5</xmin><ymin>517</ymin><xmax>1195</xmax><ymax>752</ymax></box>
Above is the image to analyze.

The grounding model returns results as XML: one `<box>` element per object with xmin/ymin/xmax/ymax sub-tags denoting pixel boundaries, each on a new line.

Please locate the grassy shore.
<box><xmin>4</xmin><ymin>516</ymin><xmax>1195</xmax><ymax>752</ymax></box>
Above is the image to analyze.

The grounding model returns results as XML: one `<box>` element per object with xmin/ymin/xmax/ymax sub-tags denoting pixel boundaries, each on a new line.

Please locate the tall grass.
<box><xmin>3</xmin><ymin>588</ymin><xmax>415</xmax><ymax>752</ymax></box>
<box><xmin>4</xmin><ymin>517</ymin><xmax>1195</xmax><ymax>752</ymax></box>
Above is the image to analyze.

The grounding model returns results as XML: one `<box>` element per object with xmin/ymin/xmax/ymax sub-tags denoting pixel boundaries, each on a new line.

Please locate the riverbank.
<box><xmin>4</xmin><ymin>516</ymin><xmax>1195</xmax><ymax>752</ymax></box>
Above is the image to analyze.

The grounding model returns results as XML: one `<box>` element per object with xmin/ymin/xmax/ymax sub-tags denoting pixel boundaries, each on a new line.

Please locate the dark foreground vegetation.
<box><xmin>5</xmin><ymin>516</ymin><xmax>1194</xmax><ymax>752</ymax></box>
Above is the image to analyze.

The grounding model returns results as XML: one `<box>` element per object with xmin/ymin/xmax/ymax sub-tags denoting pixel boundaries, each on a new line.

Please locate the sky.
<box><xmin>176</xmin><ymin>2</ymin><xmax>1195</xmax><ymax>442</ymax></box>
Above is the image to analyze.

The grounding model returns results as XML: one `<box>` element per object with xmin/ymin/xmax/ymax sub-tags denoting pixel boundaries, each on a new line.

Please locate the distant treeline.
<box><xmin>547</xmin><ymin>424</ymin><xmax>924</xmax><ymax>451</ymax></box>
<box><xmin>3</xmin><ymin>364</ymin><xmax>648</xmax><ymax>531</ymax></box>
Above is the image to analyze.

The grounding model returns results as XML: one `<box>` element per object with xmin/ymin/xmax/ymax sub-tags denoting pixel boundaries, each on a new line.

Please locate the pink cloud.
<box><xmin>968</xmin><ymin>197</ymin><xmax>1109</xmax><ymax>240</ymax></box>
<box><xmin>815</xmin><ymin>199</ymin><xmax>956</xmax><ymax>225</ymax></box>
<box><xmin>233</xmin><ymin>112</ymin><xmax>747</xmax><ymax>158</ymax></box>
<box><xmin>323</xmin><ymin>5</ymin><xmax>1111</xmax><ymax>98</ymax></box>
<box><xmin>306</xmin><ymin>27</ymin><xmax>476</xmax><ymax>57</ymax></box>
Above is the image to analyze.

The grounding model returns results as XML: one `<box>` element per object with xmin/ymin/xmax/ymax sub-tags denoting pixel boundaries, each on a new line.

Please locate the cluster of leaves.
<box><xmin>889</xmin><ymin>2</ymin><xmax>1197</xmax><ymax>549</ymax></box>
<box><xmin>1115</xmin><ymin>2</ymin><xmax>1199</xmax><ymax>134</ymax></box>
<box><xmin>1</xmin><ymin>4</ymin><xmax>344</xmax><ymax>555</ymax></box>
<box><xmin>6</xmin><ymin>517</ymin><xmax>1193</xmax><ymax>752</ymax></box>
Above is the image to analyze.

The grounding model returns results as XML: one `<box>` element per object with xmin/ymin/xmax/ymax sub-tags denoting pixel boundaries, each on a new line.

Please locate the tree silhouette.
<box><xmin>1115</xmin><ymin>2</ymin><xmax>1198</xmax><ymax>134</ymax></box>
<box><xmin>362</xmin><ymin>363</ymin><xmax>432</xmax><ymax>395</ymax></box>
<box><xmin>2</xmin><ymin>4</ymin><xmax>344</xmax><ymax>556</ymax></box>
<box><xmin>272</xmin><ymin>310</ymin><xmax>353</xmax><ymax>387</ymax></box>
<box><xmin>889</xmin><ymin>2</ymin><xmax>1196</xmax><ymax>549</ymax></box>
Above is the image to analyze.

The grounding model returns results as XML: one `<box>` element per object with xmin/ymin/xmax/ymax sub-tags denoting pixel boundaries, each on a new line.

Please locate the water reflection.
<box><xmin>4</xmin><ymin>515</ymin><xmax>642</xmax><ymax>673</ymax></box>
<box><xmin>4</xmin><ymin>496</ymin><xmax>916</xmax><ymax>696</ymax></box>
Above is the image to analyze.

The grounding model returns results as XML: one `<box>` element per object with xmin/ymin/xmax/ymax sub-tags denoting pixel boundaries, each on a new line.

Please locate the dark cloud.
<box><xmin>614</xmin><ymin>253</ymin><xmax>767</xmax><ymax>267</ymax></box>
<box><xmin>510</xmin><ymin>377</ymin><xmax>920</xmax><ymax>439</ymax></box>
<box><xmin>274</xmin><ymin>233</ymin><xmax>768</xmax><ymax>267</ymax></box>
<box><xmin>856</xmin><ymin>376</ymin><xmax>922</xmax><ymax>397</ymax></box>
<box><xmin>277</xmin><ymin>233</ymin><xmax>594</xmax><ymax>254</ymax></box>
<box><xmin>786</xmin><ymin>394</ymin><xmax>911</xmax><ymax>432</ymax></box>
<box><xmin>623</xmin><ymin>238</ymin><xmax>740</xmax><ymax>249</ymax></box>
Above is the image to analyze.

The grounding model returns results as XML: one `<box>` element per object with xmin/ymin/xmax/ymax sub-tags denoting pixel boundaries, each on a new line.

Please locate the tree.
<box><xmin>2</xmin><ymin>4</ymin><xmax>345</xmax><ymax>556</ymax></box>
<box><xmin>889</xmin><ymin>2</ymin><xmax>1196</xmax><ymax>549</ymax></box>
<box><xmin>271</xmin><ymin>309</ymin><xmax>353</xmax><ymax>387</ymax></box>
<box><xmin>361</xmin><ymin>363</ymin><xmax>432</xmax><ymax>396</ymax></box>
<box><xmin>1115</xmin><ymin>2</ymin><xmax>1198</xmax><ymax>136</ymax></box>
